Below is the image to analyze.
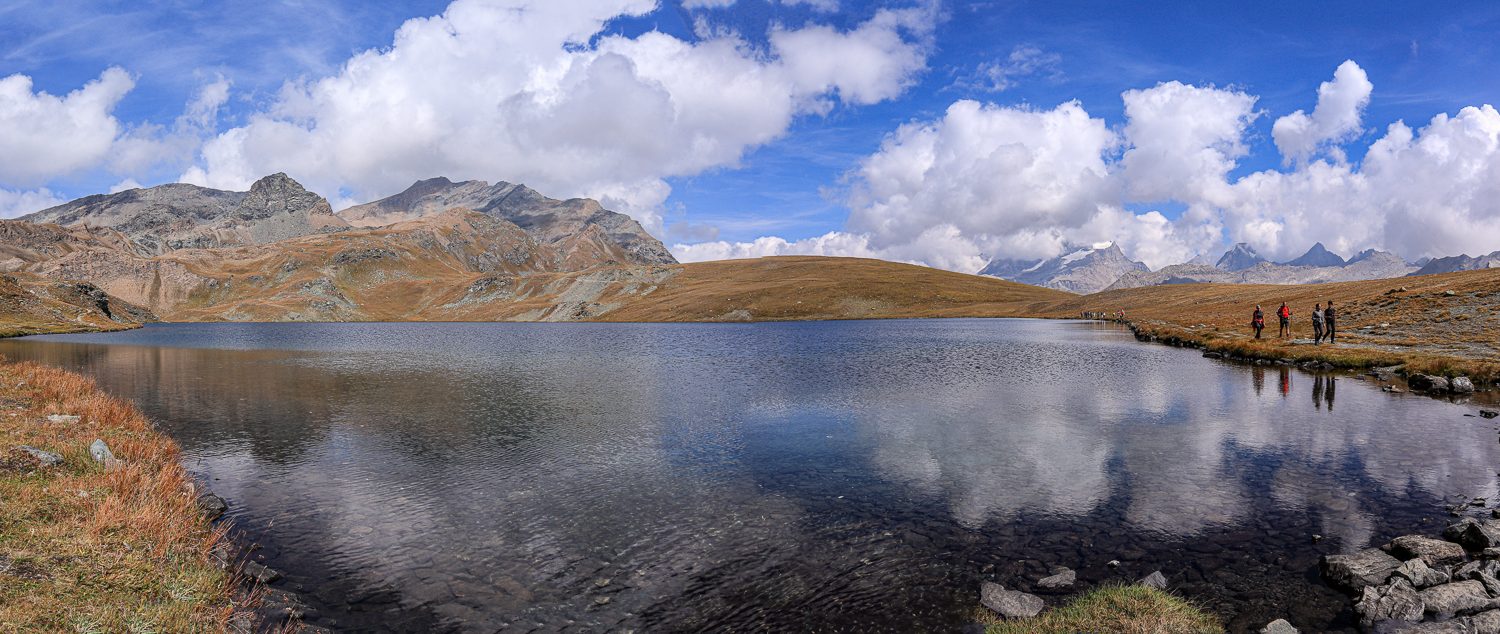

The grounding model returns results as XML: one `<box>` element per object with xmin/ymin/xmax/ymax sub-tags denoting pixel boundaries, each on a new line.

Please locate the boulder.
<box><xmin>1354</xmin><ymin>578</ymin><xmax>1424</xmax><ymax>629</ymax></box>
<box><xmin>1394</xmin><ymin>558</ymin><xmax>1452</xmax><ymax>588</ymax></box>
<box><xmin>1259</xmin><ymin>618</ymin><xmax>1298</xmax><ymax>634</ymax></box>
<box><xmin>13</xmin><ymin>445</ymin><xmax>63</xmax><ymax>468</ymax></box>
<box><xmin>45</xmin><ymin>414</ymin><xmax>80</xmax><ymax>424</ymax></box>
<box><xmin>1448</xmin><ymin>519</ymin><xmax>1500</xmax><ymax>551</ymax></box>
<box><xmin>1402</xmin><ymin>619</ymin><xmax>1482</xmax><ymax>633</ymax></box>
<box><xmin>1037</xmin><ymin>567</ymin><xmax>1076</xmax><ymax>589</ymax></box>
<box><xmin>88</xmin><ymin>439</ymin><xmax>115</xmax><ymax>464</ymax></box>
<box><xmin>1473</xmin><ymin>609</ymin><xmax>1500</xmax><ymax>634</ymax></box>
<box><xmin>1138</xmin><ymin>570</ymin><xmax>1169</xmax><ymax>590</ymax></box>
<box><xmin>1453</xmin><ymin>377</ymin><xmax>1477</xmax><ymax>393</ymax></box>
<box><xmin>1410</xmin><ymin>374</ymin><xmax>1451</xmax><ymax>392</ymax></box>
<box><xmin>242</xmin><ymin>561</ymin><xmax>282</xmax><ymax>584</ymax></box>
<box><xmin>1420</xmin><ymin>580</ymin><xmax>1492</xmax><ymax>617</ymax></box>
<box><xmin>979</xmin><ymin>582</ymin><xmax>1044</xmax><ymax>619</ymax></box>
<box><xmin>1386</xmin><ymin>535</ymin><xmax>1468</xmax><ymax>567</ymax></box>
<box><xmin>1323</xmin><ymin>549</ymin><xmax>1403</xmax><ymax>592</ymax></box>
<box><xmin>196</xmin><ymin>493</ymin><xmax>228</xmax><ymax>521</ymax></box>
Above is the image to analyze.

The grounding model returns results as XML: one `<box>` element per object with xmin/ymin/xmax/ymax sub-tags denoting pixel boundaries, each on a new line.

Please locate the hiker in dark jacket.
<box><xmin>1312</xmin><ymin>303</ymin><xmax>1325</xmax><ymax>344</ymax></box>
<box><xmin>1324</xmin><ymin>301</ymin><xmax>1337</xmax><ymax>343</ymax></box>
<box><xmin>1252</xmin><ymin>305</ymin><xmax>1265</xmax><ymax>339</ymax></box>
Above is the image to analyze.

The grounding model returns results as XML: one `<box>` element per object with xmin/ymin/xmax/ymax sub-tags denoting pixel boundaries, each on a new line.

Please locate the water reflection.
<box><xmin>0</xmin><ymin>320</ymin><xmax>1491</xmax><ymax>633</ymax></box>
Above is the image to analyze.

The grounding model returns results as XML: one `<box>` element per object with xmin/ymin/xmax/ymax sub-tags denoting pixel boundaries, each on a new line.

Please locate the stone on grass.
<box><xmin>1260</xmin><ymin>618</ymin><xmax>1298</xmax><ymax>634</ymax></box>
<box><xmin>1037</xmin><ymin>567</ymin><xmax>1075</xmax><ymax>589</ymax></box>
<box><xmin>14</xmin><ymin>445</ymin><xmax>62</xmax><ymax>468</ymax></box>
<box><xmin>45</xmin><ymin>414</ymin><xmax>80</xmax><ymax>424</ymax></box>
<box><xmin>1322</xmin><ymin>549</ymin><xmax>1403</xmax><ymax>592</ymax></box>
<box><xmin>979</xmin><ymin>582</ymin><xmax>1044</xmax><ymax>619</ymax></box>
<box><xmin>1393</xmin><ymin>558</ymin><xmax>1452</xmax><ymax>588</ymax></box>
<box><xmin>1354</xmin><ymin>578</ymin><xmax>1424</xmax><ymax>630</ymax></box>
<box><xmin>88</xmin><ymin>439</ymin><xmax>114</xmax><ymax>464</ymax></box>
<box><xmin>1386</xmin><ymin>535</ymin><xmax>1468</xmax><ymax>567</ymax></box>
<box><xmin>1420</xmin><ymin>580</ymin><xmax>1492</xmax><ymax>617</ymax></box>
<box><xmin>1138</xmin><ymin>570</ymin><xmax>1169</xmax><ymax>590</ymax></box>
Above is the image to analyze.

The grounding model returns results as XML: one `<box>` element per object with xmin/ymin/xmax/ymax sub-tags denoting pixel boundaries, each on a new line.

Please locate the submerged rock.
<box><xmin>1410</xmin><ymin>375</ymin><xmax>1451</xmax><ymax>392</ymax></box>
<box><xmin>1037</xmin><ymin>567</ymin><xmax>1075</xmax><ymax>589</ymax></box>
<box><xmin>1420</xmin><ymin>580</ymin><xmax>1491</xmax><ymax>617</ymax></box>
<box><xmin>1481</xmin><ymin>410</ymin><xmax>1499</xmax><ymax>419</ymax></box>
<box><xmin>242</xmin><ymin>561</ymin><xmax>282</xmax><ymax>584</ymax></box>
<box><xmin>1323</xmin><ymin>549</ymin><xmax>1403</xmax><ymax>592</ymax></box>
<box><xmin>979</xmin><ymin>582</ymin><xmax>1044</xmax><ymax>619</ymax></box>
<box><xmin>1354</xmin><ymin>578</ymin><xmax>1424</xmax><ymax>629</ymax></box>
<box><xmin>1386</xmin><ymin>535</ymin><xmax>1467</xmax><ymax>567</ymax></box>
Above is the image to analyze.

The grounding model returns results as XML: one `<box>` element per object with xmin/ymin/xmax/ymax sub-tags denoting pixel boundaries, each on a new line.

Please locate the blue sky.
<box><xmin>3</xmin><ymin>0</ymin><xmax>1500</xmax><ymax>268</ymax></box>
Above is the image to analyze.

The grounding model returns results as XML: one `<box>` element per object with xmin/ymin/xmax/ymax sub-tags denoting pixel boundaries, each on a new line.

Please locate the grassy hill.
<box><xmin>0</xmin><ymin>273</ymin><xmax>153</xmax><ymax>338</ymax></box>
<box><xmin>1036</xmin><ymin>268</ymin><xmax>1500</xmax><ymax>380</ymax></box>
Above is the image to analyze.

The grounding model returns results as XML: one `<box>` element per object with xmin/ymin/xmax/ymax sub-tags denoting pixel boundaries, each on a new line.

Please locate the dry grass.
<box><xmin>978</xmin><ymin>585</ymin><xmax>1221</xmax><ymax>634</ymax></box>
<box><xmin>1038</xmin><ymin>268</ymin><xmax>1500</xmax><ymax>383</ymax></box>
<box><xmin>0</xmin><ymin>359</ymin><xmax>235</xmax><ymax>632</ymax></box>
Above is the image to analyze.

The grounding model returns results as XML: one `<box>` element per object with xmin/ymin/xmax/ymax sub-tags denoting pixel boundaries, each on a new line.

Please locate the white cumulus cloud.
<box><xmin>179</xmin><ymin>0</ymin><xmax>933</xmax><ymax>235</ymax></box>
<box><xmin>1271</xmin><ymin>60</ymin><xmax>1372</xmax><ymax>164</ymax></box>
<box><xmin>0</xmin><ymin>187</ymin><xmax>67</xmax><ymax>219</ymax></box>
<box><xmin>0</xmin><ymin>67</ymin><xmax>134</xmax><ymax>187</ymax></box>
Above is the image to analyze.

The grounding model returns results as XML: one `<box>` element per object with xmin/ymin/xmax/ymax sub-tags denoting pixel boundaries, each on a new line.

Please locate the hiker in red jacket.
<box><xmin>1252</xmin><ymin>305</ymin><xmax>1265</xmax><ymax>339</ymax></box>
<box><xmin>1277</xmin><ymin>302</ymin><xmax>1292</xmax><ymax>338</ymax></box>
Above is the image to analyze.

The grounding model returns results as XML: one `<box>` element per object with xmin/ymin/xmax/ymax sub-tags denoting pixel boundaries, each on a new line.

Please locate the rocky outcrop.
<box><xmin>338</xmin><ymin>177</ymin><xmax>675</xmax><ymax>266</ymax></box>
<box><xmin>1322</xmin><ymin>549</ymin><xmax>1404</xmax><ymax>592</ymax></box>
<box><xmin>1217</xmin><ymin>243</ymin><xmax>1268</xmax><ymax>271</ymax></box>
<box><xmin>1285</xmin><ymin>242</ymin><xmax>1347</xmax><ymax>268</ymax></box>
<box><xmin>980</xmin><ymin>242</ymin><xmax>1149</xmax><ymax>294</ymax></box>
<box><xmin>1411</xmin><ymin>250</ymin><xmax>1500</xmax><ymax>276</ymax></box>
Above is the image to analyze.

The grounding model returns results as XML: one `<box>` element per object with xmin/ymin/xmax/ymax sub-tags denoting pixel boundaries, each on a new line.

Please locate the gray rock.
<box><xmin>1394</xmin><ymin>558</ymin><xmax>1452</xmax><ymax>588</ymax></box>
<box><xmin>242</xmin><ymin>560</ymin><xmax>282</xmax><ymax>584</ymax></box>
<box><xmin>1138</xmin><ymin>570</ymin><xmax>1169</xmax><ymax>590</ymax></box>
<box><xmin>1037</xmin><ymin>567</ymin><xmax>1076</xmax><ymax>589</ymax></box>
<box><xmin>1410</xmin><ymin>374</ymin><xmax>1452</xmax><ymax>392</ymax></box>
<box><xmin>1421</xmin><ymin>580</ymin><xmax>1492</xmax><ymax>617</ymax></box>
<box><xmin>1473</xmin><ymin>609</ymin><xmax>1500</xmax><ymax>634</ymax></box>
<box><xmin>1453</xmin><ymin>377</ymin><xmax>1477</xmax><ymax>393</ymax></box>
<box><xmin>1484</xmin><ymin>547</ymin><xmax>1500</xmax><ymax>558</ymax></box>
<box><xmin>1355</xmin><ymin>578</ymin><xmax>1424</xmax><ymax>629</ymax></box>
<box><xmin>1448</xmin><ymin>519</ymin><xmax>1500</xmax><ymax>551</ymax></box>
<box><xmin>1481</xmin><ymin>410</ymin><xmax>1499</xmax><ymax>419</ymax></box>
<box><xmin>88</xmin><ymin>439</ymin><xmax>114</xmax><ymax>464</ymax></box>
<box><xmin>45</xmin><ymin>414</ymin><xmax>80</xmax><ymax>424</ymax></box>
<box><xmin>1387</xmin><ymin>535</ymin><xmax>1469</xmax><ymax>567</ymax></box>
<box><xmin>1323</xmin><ymin>549</ymin><xmax>1404</xmax><ymax>592</ymax></box>
<box><xmin>1260</xmin><ymin>618</ymin><xmax>1298</xmax><ymax>634</ymax></box>
<box><xmin>979</xmin><ymin>582</ymin><xmax>1044</xmax><ymax>619</ymax></box>
<box><xmin>1401</xmin><ymin>619</ymin><xmax>1479</xmax><ymax>633</ymax></box>
<box><xmin>14</xmin><ymin>445</ymin><xmax>62</xmax><ymax>467</ymax></box>
<box><xmin>196</xmin><ymin>493</ymin><xmax>228</xmax><ymax>521</ymax></box>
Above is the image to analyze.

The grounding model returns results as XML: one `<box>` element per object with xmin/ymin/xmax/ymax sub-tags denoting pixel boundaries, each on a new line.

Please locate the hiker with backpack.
<box><xmin>1277</xmin><ymin>302</ymin><xmax>1292</xmax><ymax>338</ymax></box>
<box><xmin>1312</xmin><ymin>303</ymin><xmax>1325</xmax><ymax>344</ymax></box>
<box><xmin>1252</xmin><ymin>305</ymin><xmax>1265</xmax><ymax>339</ymax></box>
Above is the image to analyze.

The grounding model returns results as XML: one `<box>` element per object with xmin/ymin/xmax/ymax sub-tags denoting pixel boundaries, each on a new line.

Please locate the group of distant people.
<box><xmin>1251</xmin><ymin>301</ymin><xmax>1336</xmax><ymax>343</ymax></box>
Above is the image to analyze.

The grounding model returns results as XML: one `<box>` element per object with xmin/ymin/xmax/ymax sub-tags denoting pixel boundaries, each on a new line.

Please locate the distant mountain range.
<box><xmin>981</xmin><ymin>241</ymin><xmax>1435</xmax><ymax>294</ymax></box>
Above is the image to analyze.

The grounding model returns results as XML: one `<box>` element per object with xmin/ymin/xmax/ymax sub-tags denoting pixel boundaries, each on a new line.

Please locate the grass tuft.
<box><xmin>977</xmin><ymin>584</ymin><xmax>1221</xmax><ymax>634</ymax></box>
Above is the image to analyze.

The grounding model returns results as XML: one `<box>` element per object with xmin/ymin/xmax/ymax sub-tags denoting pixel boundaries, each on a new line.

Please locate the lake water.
<box><xmin>2</xmin><ymin>319</ymin><xmax>1495</xmax><ymax>632</ymax></box>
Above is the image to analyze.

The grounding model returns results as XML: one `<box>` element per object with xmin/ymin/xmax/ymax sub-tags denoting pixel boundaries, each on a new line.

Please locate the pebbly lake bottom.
<box><xmin>2</xmin><ymin>318</ymin><xmax>1495</xmax><ymax>632</ymax></box>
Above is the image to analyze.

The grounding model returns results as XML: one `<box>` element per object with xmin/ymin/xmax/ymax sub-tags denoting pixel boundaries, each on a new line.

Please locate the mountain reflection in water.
<box><xmin>1</xmin><ymin>319</ymin><xmax>1491</xmax><ymax>633</ymax></box>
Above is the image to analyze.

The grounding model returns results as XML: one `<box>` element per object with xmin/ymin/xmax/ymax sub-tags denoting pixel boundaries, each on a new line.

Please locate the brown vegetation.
<box><xmin>0</xmin><ymin>360</ymin><xmax>235</xmax><ymax>632</ymax></box>
<box><xmin>1036</xmin><ymin>268</ymin><xmax>1500</xmax><ymax>381</ymax></box>
<box><xmin>978</xmin><ymin>585</ymin><xmax>1220</xmax><ymax>634</ymax></box>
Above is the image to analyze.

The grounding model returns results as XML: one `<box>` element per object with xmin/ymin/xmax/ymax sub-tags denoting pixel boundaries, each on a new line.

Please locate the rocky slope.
<box><xmin>1109</xmin><ymin>248</ymin><xmax>1418</xmax><ymax>290</ymax></box>
<box><xmin>1411</xmin><ymin>251</ymin><xmax>1500</xmax><ymax>276</ymax></box>
<box><xmin>0</xmin><ymin>272</ymin><xmax>154</xmax><ymax>337</ymax></box>
<box><xmin>339</xmin><ymin>177</ymin><xmax>675</xmax><ymax>266</ymax></box>
<box><xmin>21</xmin><ymin>174</ymin><xmax>348</xmax><ymax>255</ymax></box>
<box><xmin>980</xmin><ymin>243</ymin><xmax>1149</xmax><ymax>294</ymax></box>
<box><xmin>1284</xmin><ymin>242</ymin><xmax>1346</xmax><ymax>268</ymax></box>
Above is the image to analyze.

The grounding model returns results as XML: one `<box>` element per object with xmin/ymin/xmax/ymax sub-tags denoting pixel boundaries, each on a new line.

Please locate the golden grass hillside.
<box><xmin>0</xmin><ymin>273</ymin><xmax>153</xmax><ymax>338</ymax></box>
<box><xmin>595</xmin><ymin>256</ymin><xmax>1075</xmax><ymax>322</ymax></box>
<box><xmin>1037</xmin><ymin>267</ymin><xmax>1500</xmax><ymax>381</ymax></box>
<box><xmin>0</xmin><ymin>361</ymin><xmax>236</xmax><ymax>632</ymax></box>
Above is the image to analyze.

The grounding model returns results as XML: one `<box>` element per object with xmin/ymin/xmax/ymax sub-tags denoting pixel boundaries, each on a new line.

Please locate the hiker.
<box><xmin>1325</xmin><ymin>301</ymin><xmax>1337</xmax><ymax>343</ymax></box>
<box><xmin>1312</xmin><ymin>303</ymin><xmax>1325</xmax><ymax>344</ymax></box>
<box><xmin>1277</xmin><ymin>302</ymin><xmax>1292</xmax><ymax>338</ymax></box>
<box><xmin>1252</xmin><ymin>304</ymin><xmax>1265</xmax><ymax>339</ymax></box>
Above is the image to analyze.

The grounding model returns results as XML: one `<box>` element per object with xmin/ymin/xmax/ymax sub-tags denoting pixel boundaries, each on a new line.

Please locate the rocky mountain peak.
<box><xmin>1284</xmin><ymin>242</ymin><xmax>1346</xmax><ymax>268</ymax></box>
<box><xmin>1216</xmin><ymin>243</ymin><xmax>1266</xmax><ymax>271</ymax></box>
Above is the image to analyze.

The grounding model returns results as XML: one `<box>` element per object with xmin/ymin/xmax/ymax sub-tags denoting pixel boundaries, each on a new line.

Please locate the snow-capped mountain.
<box><xmin>979</xmin><ymin>242</ymin><xmax>1149</xmax><ymax>294</ymax></box>
<box><xmin>1215</xmin><ymin>243</ymin><xmax>1267</xmax><ymax>271</ymax></box>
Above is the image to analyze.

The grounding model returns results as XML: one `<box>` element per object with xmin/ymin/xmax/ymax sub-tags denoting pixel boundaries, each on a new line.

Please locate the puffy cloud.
<box><xmin>0</xmin><ymin>67</ymin><xmax>134</xmax><ymax>187</ymax></box>
<box><xmin>1118</xmin><ymin>81</ymin><xmax>1258</xmax><ymax>207</ymax></box>
<box><xmin>0</xmin><ymin>187</ymin><xmax>67</xmax><ymax>219</ymax></box>
<box><xmin>1272</xmin><ymin>60</ymin><xmax>1372</xmax><ymax>164</ymax></box>
<box><xmin>180</xmin><ymin>0</ymin><xmax>933</xmax><ymax>234</ymax></box>
<box><xmin>673</xmin><ymin>230</ymin><xmax>876</xmax><ymax>262</ymax></box>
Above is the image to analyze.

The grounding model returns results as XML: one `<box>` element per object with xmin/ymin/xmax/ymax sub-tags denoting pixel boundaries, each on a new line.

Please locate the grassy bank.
<box><xmin>0</xmin><ymin>359</ymin><xmax>235</xmax><ymax>632</ymax></box>
<box><xmin>978</xmin><ymin>585</ymin><xmax>1221</xmax><ymax>634</ymax></box>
